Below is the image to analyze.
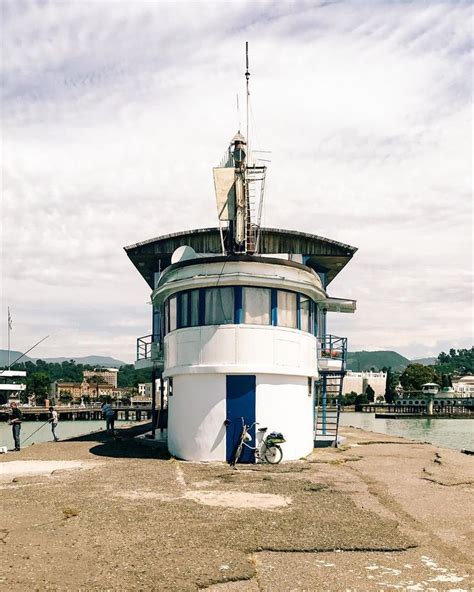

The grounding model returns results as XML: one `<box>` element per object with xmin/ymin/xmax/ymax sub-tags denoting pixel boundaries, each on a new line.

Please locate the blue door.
<box><xmin>226</xmin><ymin>375</ymin><xmax>256</xmax><ymax>463</ymax></box>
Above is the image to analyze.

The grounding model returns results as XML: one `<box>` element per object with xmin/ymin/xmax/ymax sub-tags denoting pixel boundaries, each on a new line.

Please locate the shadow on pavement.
<box><xmin>67</xmin><ymin>422</ymin><xmax>171</xmax><ymax>460</ymax></box>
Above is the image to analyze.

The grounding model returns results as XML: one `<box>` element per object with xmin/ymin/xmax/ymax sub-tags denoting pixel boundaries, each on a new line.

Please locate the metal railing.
<box><xmin>317</xmin><ymin>335</ymin><xmax>347</xmax><ymax>369</ymax></box>
<box><xmin>136</xmin><ymin>334</ymin><xmax>163</xmax><ymax>363</ymax></box>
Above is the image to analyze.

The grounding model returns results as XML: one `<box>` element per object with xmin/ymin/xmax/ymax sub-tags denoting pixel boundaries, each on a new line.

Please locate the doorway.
<box><xmin>226</xmin><ymin>375</ymin><xmax>256</xmax><ymax>463</ymax></box>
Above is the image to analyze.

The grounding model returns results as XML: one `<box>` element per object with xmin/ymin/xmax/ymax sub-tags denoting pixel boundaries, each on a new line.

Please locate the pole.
<box><xmin>22</xmin><ymin>421</ymin><xmax>49</xmax><ymax>444</ymax></box>
<box><xmin>245</xmin><ymin>41</ymin><xmax>250</xmax><ymax>152</ymax></box>
<box><xmin>244</xmin><ymin>42</ymin><xmax>250</xmax><ymax>252</ymax></box>
<box><xmin>151</xmin><ymin>366</ymin><xmax>157</xmax><ymax>438</ymax></box>
<box><xmin>159</xmin><ymin>375</ymin><xmax>165</xmax><ymax>433</ymax></box>
<box><xmin>7</xmin><ymin>307</ymin><xmax>11</xmax><ymax>369</ymax></box>
<box><xmin>0</xmin><ymin>335</ymin><xmax>50</xmax><ymax>374</ymax></box>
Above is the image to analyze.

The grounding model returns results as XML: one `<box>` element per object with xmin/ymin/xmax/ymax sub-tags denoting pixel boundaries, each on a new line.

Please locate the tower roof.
<box><xmin>124</xmin><ymin>227</ymin><xmax>357</xmax><ymax>289</ymax></box>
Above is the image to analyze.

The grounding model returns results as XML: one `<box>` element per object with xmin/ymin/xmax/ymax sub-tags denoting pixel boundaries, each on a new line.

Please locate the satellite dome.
<box><xmin>171</xmin><ymin>245</ymin><xmax>197</xmax><ymax>264</ymax></box>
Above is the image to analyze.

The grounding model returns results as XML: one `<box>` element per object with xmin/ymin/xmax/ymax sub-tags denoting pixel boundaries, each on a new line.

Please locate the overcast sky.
<box><xmin>1</xmin><ymin>0</ymin><xmax>472</xmax><ymax>363</ymax></box>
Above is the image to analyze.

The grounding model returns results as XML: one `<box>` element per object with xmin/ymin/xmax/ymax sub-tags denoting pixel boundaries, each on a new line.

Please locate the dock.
<box><xmin>0</xmin><ymin>405</ymin><xmax>153</xmax><ymax>422</ymax></box>
<box><xmin>362</xmin><ymin>401</ymin><xmax>473</xmax><ymax>417</ymax></box>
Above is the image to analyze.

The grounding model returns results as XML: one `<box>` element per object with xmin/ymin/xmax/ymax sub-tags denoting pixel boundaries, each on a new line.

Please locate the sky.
<box><xmin>1</xmin><ymin>0</ymin><xmax>472</xmax><ymax>363</ymax></box>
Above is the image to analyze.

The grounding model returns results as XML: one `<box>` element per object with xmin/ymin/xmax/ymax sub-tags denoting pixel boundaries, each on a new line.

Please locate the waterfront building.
<box><xmin>54</xmin><ymin>380</ymin><xmax>115</xmax><ymax>402</ymax></box>
<box><xmin>342</xmin><ymin>371</ymin><xmax>387</xmax><ymax>399</ymax></box>
<box><xmin>453</xmin><ymin>375</ymin><xmax>474</xmax><ymax>397</ymax></box>
<box><xmin>0</xmin><ymin>370</ymin><xmax>26</xmax><ymax>405</ymax></box>
<box><xmin>125</xmin><ymin>54</ymin><xmax>356</xmax><ymax>461</ymax></box>
<box><xmin>138</xmin><ymin>383</ymin><xmax>152</xmax><ymax>398</ymax></box>
<box><xmin>83</xmin><ymin>368</ymin><xmax>119</xmax><ymax>388</ymax></box>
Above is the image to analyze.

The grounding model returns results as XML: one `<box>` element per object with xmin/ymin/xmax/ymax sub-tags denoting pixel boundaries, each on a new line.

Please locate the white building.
<box><xmin>0</xmin><ymin>370</ymin><xmax>26</xmax><ymax>404</ymax></box>
<box><xmin>125</xmin><ymin>133</ymin><xmax>356</xmax><ymax>462</ymax></box>
<box><xmin>343</xmin><ymin>371</ymin><xmax>387</xmax><ymax>398</ymax></box>
<box><xmin>452</xmin><ymin>376</ymin><xmax>474</xmax><ymax>397</ymax></box>
<box><xmin>138</xmin><ymin>383</ymin><xmax>152</xmax><ymax>398</ymax></box>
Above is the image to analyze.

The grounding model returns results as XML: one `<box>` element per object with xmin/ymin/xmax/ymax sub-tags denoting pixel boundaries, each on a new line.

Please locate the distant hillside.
<box><xmin>0</xmin><ymin>350</ymin><xmax>126</xmax><ymax>368</ymax></box>
<box><xmin>347</xmin><ymin>351</ymin><xmax>410</xmax><ymax>372</ymax></box>
<box><xmin>411</xmin><ymin>357</ymin><xmax>437</xmax><ymax>366</ymax></box>
<box><xmin>39</xmin><ymin>355</ymin><xmax>126</xmax><ymax>367</ymax></box>
<box><xmin>0</xmin><ymin>350</ymin><xmax>34</xmax><ymax>366</ymax></box>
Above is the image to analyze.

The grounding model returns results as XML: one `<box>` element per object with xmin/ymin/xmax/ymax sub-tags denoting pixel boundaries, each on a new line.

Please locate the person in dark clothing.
<box><xmin>9</xmin><ymin>402</ymin><xmax>22</xmax><ymax>451</ymax></box>
<box><xmin>48</xmin><ymin>406</ymin><xmax>59</xmax><ymax>442</ymax></box>
<box><xmin>101</xmin><ymin>402</ymin><xmax>116</xmax><ymax>435</ymax></box>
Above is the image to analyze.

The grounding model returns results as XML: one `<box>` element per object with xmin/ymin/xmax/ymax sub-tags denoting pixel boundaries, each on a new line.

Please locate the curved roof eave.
<box><xmin>124</xmin><ymin>226</ymin><xmax>356</xmax><ymax>253</ymax></box>
<box><xmin>124</xmin><ymin>227</ymin><xmax>357</xmax><ymax>288</ymax></box>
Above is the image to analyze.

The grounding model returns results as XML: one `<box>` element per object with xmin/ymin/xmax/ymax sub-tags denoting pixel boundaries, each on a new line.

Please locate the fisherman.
<box><xmin>9</xmin><ymin>402</ymin><xmax>22</xmax><ymax>451</ymax></box>
<box><xmin>48</xmin><ymin>405</ymin><xmax>59</xmax><ymax>442</ymax></box>
<box><xmin>101</xmin><ymin>401</ymin><xmax>116</xmax><ymax>435</ymax></box>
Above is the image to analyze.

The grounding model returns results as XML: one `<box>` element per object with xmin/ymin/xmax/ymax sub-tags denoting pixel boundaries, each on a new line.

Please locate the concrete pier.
<box><xmin>0</xmin><ymin>425</ymin><xmax>472</xmax><ymax>591</ymax></box>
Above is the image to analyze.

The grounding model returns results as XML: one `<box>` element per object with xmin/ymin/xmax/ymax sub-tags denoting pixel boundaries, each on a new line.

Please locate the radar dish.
<box><xmin>171</xmin><ymin>245</ymin><xmax>197</xmax><ymax>264</ymax></box>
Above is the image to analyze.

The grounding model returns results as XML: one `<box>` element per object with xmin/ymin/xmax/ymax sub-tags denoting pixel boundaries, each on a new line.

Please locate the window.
<box><xmin>243</xmin><ymin>287</ymin><xmax>270</xmax><ymax>325</ymax></box>
<box><xmin>163</xmin><ymin>287</ymin><xmax>316</xmax><ymax>334</ymax></box>
<box><xmin>164</xmin><ymin>302</ymin><xmax>169</xmax><ymax>335</ymax></box>
<box><xmin>169</xmin><ymin>295</ymin><xmax>177</xmax><ymax>332</ymax></box>
<box><xmin>205</xmin><ymin>287</ymin><xmax>234</xmax><ymax>325</ymax></box>
<box><xmin>277</xmin><ymin>290</ymin><xmax>297</xmax><ymax>328</ymax></box>
<box><xmin>179</xmin><ymin>292</ymin><xmax>189</xmax><ymax>328</ymax></box>
<box><xmin>190</xmin><ymin>290</ymin><xmax>200</xmax><ymax>326</ymax></box>
<box><xmin>300</xmin><ymin>296</ymin><xmax>310</xmax><ymax>332</ymax></box>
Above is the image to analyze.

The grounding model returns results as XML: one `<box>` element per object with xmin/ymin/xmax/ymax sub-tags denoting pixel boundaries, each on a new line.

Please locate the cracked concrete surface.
<box><xmin>0</xmin><ymin>425</ymin><xmax>472</xmax><ymax>591</ymax></box>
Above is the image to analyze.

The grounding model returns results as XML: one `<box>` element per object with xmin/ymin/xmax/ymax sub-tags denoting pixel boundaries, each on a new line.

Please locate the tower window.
<box><xmin>277</xmin><ymin>290</ymin><xmax>297</xmax><ymax>328</ymax></box>
<box><xmin>242</xmin><ymin>287</ymin><xmax>271</xmax><ymax>325</ymax></box>
<box><xmin>204</xmin><ymin>287</ymin><xmax>234</xmax><ymax>325</ymax></box>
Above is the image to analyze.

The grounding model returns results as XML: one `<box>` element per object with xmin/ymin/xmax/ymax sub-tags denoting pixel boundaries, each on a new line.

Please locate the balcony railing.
<box><xmin>317</xmin><ymin>335</ymin><xmax>347</xmax><ymax>371</ymax></box>
<box><xmin>136</xmin><ymin>334</ymin><xmax>164</xmax><ymax>363</ymax></box>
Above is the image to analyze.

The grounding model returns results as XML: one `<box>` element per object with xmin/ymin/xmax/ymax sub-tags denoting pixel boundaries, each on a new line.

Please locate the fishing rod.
<box><xmin>22</xmin><ymin>421</ymin><xmax>49</xmax><ymax>444</ymax></box>
<box><xmin>0</xmin><ymin>335</ymin><xmax>50</xmax><ymax>373</ymax></box>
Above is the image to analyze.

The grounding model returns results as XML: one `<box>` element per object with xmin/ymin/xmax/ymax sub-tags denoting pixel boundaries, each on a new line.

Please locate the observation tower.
<box><xmin>125</xmin><ymin>47</ymin><xmax>357</xmax><ymax>461</ymax></box>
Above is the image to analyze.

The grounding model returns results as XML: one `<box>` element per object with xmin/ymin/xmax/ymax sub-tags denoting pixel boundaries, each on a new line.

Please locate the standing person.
<box><xmin>101</xmin><ymin>401</ymin><xmax>116</xmax><ymax>435</ymax></box>
<box><xmin>9</xmin><ymin>402</ymin><xmax>22</xmax><ymax>451</ymax></box>
<box><xmin>48</xmin><ymin>406</ymin><xmax>59</xmax><ymax>442</ymax></box>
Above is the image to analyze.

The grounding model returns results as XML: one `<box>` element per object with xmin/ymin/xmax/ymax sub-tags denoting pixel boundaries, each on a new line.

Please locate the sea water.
<box><xmin>1</xmin><ymin>413</ymin><xmax>472</xmax><ymax>452</ymax></box>
<box><xmin>0</xmin><ymin>419</ymin><xmax>113</xmax><ymax>449</ymax></box>
<box><xmin>340</xmin><ymin>412</ymin><xmax>473</xmax><ymax>451</ymax></box>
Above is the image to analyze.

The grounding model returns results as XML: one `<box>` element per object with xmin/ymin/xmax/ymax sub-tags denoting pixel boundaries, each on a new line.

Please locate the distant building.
<box><xmin>342</xmin><ymin>371</ymin><xmax>387</xmax><ymax>398</ymax></box>
<box><xmin>0</xmin><ymin>370</ymin><xmax>26</xmax><ymax>404</ymax></box>
<box><xmin>138</xmin><ymin>383</ymin><xmax>152</xmax><ymax>398</ymax></box>
<box><xmin>453</xmin><ymin>376</ymin><xmax>474</xmax><ymax>397</ymax></box>
<box><xmin>83</xmin><ymin>368</ymin><xmax>119</xmax><ymax>388</ymax></box>
<box><xmin>54</xmin><ymin>380</ymin><xmax>115</xmax><ymax>402</ymax></box>
<box><xmin>54</xmin><ymin>381</ymin><xmax>85</xmax><ymax>401</ymax></box>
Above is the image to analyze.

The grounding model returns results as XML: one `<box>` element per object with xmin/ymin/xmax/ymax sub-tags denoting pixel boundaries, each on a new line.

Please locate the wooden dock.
<box><xmin>0</xmin><ymin>405</ymin><xmax>153</xmax><ymax>422</ymax></box>
<box><xmin>375</xmin><ymin>412</ymin><xmax>473</xmax><ymax>419</ymax></box>
<box><xmin>363</xmin><ymin>402</ymin><xmax>473</xmax><ymax>418</ymax></box>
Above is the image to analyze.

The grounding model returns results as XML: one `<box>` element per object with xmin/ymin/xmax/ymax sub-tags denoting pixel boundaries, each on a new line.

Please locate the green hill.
<box><xmin>346</xmin><ymin>351</ymin><xmax>410</xmax><ymax>372</ymax></box>
<box><xmin>411</xmin><ymin>357</ymin><xmax>437</xmax><ymax>366</ymax></box>
<box><xmin>0</xmin><ymin>350</ymin><xmax>126</xmax><ymax>369</ymax></box>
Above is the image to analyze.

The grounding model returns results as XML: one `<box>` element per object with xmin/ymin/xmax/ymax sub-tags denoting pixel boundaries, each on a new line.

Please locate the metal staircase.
<box><xmin>315</xmin><ymin>335</ymin><xmax>347</xmax><ymax>448</ymax></box>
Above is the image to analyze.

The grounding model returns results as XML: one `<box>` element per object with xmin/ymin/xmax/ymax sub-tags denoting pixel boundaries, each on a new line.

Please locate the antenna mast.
<box><xmin>212</xmin><ymin>42</ymin><xmax>268</xmax><ymax>255</ymax></box>
<box><xmin>245</xmin><ymin>41</ymin><xmax>250</xmax><ymax>158</ymax></box>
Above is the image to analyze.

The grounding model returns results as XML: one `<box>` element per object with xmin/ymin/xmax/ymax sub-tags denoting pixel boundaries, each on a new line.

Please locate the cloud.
<box><xmin>1</xmin><ymin>0</ymin><xmax>472</xmax><ymax>361</ymax></box>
